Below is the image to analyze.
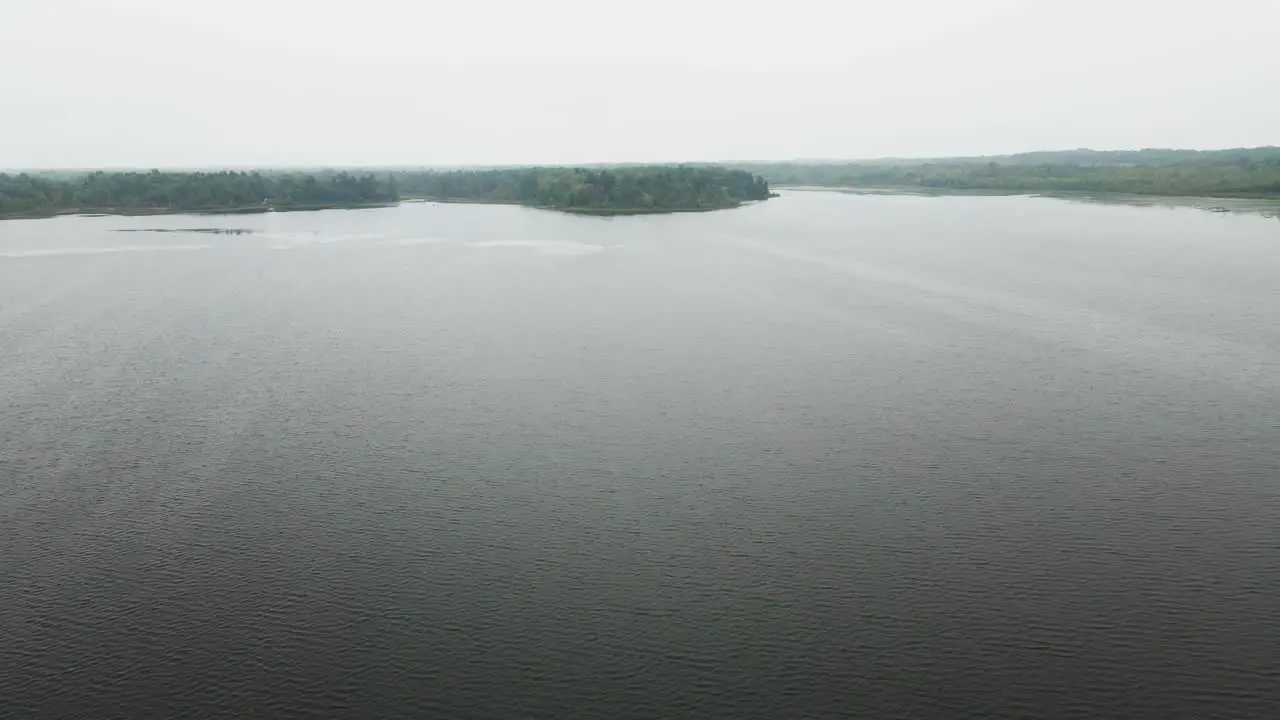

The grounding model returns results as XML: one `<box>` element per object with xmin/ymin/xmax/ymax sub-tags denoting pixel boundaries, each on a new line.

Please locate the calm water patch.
<box><xmin>1</xmin><ymin>192</ymin><xmax>1277</xmax><ymax>719</ymax></box>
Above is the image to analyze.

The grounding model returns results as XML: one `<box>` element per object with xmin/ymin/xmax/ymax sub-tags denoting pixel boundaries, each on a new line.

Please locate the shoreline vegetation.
<box><xmin>394</xmin><ymin>166</ymin><xmax>773</xmax><ymax>215</ymax></box>
<box><xmin>731</xmin><ymin>146</ymin><xmax>1280</xmax><ymax>200</ymax></box>
<box><xmin>0</xmin><ymin>171</ymin><xmax>402</xmax><ymax>220</ymax></box>
<box><xmin>0</xmin><ymin>166</ymin><xmax>774</xmax><ymax>220</ymax></box>
<box><xmin>7</xmin><ymin>147</ymin><xmax>1278</xmax><ymax>221</ymax></box>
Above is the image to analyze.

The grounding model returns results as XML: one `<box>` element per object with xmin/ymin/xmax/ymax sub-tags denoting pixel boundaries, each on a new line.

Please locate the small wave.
<box><xmin>0</xmin><ymin>245</ymin><xmax>213</xmax><ymax>259</ymax></box>
<box><xmin>381</xmin><ymin>237</ymin><xmax>454</xmax><ymax>247</ymax></box>
<box><xmin>264</xmin><ymin>232</ymin><xmax>385</xmax><ymax>250</ymax></box>
<box><xmin>114</xmin><ymin>228</ymin><xmax>255</xmax><ymax>235</ymax></box>
<box><xmin>468</xmin><ymin>240</ymin><xmax>605</xmax><ymax>256</ymax></box>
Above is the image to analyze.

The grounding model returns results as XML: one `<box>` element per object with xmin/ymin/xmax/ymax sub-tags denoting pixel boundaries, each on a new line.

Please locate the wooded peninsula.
<box><xmin>0</xmin><ymin>166</ymin><xmax>773</xmax><ymax>220</ymax></box>
<box><xmin>733</xmin><ymin>147</ymin><xmax>1280</xmax><ymax>198</ymax></box>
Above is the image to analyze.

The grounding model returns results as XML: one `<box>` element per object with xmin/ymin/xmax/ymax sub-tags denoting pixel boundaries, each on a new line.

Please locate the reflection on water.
<box><xmin>468</xmin><ymin>239</ymin><xmax>606</xmax><ymax>255</ymax></box>
<box><xmin>114</xmin><ymin>228</ymin><xmax>258</xmax><ymax>235</ymax></box>
<box><xmin>793</xmin><ymin>185</ymin><xmax>1280</xmax><ymax>219</ymax></box>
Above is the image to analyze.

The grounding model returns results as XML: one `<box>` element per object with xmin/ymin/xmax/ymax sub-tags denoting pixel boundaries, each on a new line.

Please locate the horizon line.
<box><xmin>5</xmin><ymin>144</ymin><xmax>1278</xmax><ymax>173</ymax></box>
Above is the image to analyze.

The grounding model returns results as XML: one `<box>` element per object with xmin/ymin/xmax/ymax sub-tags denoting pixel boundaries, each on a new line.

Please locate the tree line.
<box><xmin>0</xmin><ymin>170</ymin><xmax>400</xmax><ymax>218</ymax></box>
<box><xmin>0</xmin><ymin>166</ymin><xmax>773</xmax><ymax>219</ymax></box>
<box><xmin>395</xmin><ymin>165</ymin><xmax>773</xmax><ymax>212</ymax></box>
<box><xmin>733</xmin><ymin>147</ymin><xmax>1280</xmax><ymax>198</ymax></box>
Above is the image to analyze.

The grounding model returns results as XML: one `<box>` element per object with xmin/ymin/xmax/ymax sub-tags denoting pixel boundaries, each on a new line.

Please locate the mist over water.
<box><xmin>2</xmin><ymin>193</ymin><xmax>1277</xmax><ymax>719</ymax></box>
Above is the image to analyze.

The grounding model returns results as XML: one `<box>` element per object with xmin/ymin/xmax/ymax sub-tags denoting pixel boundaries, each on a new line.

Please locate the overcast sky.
<box><xmin>2</xmin><ymin>0</ymin><xmax>1276</xmax><ymax>168</ymax></box>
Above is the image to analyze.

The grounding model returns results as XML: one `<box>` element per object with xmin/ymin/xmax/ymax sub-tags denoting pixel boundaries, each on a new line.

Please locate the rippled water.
<box><xmin>2</xmin><ymin>193</ymin><xmax>1277</xmax><ymax>719</ymax></box>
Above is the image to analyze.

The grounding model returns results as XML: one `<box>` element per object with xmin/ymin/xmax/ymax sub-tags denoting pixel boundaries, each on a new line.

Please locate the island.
<box><xmin>730</xmin><ymin>146</ymin><xmax>1280</xmax><ymax>200</ymax></box>
<box><xmin>0</xmin><ymin>166</ymin><xmax>774</xmax><ymax>220</ymax></box>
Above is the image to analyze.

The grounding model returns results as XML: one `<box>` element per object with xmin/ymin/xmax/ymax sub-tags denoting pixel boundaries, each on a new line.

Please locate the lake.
<box><xmin>2</xmin><ymin>191</ymin><xmax>1277</xmax><ymax>719</ymax></box>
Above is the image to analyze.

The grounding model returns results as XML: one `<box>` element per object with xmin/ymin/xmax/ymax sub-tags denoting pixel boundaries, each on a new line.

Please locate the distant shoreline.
<box><xmin>0</xmin><ymin>198</ymin><xmax>766</xmax><ymax>221</ymax></box>
<box><xmin>738</xmin><ymin>148</ymin><xmax>1280</xmax><ymax>202</ymax></box>
<box><xmin>0</xmin><ymin>200</ymin><xmax>399</xmax><ymax>222</ymax></box>
<box><xmin>410</xmin><ymin>196</ymin><xmax>765</xmax><ymax>215</ymax></box>
<box><xmin>779</xmin><ymin>184</ymin><xmax>1280</xmax><ymax>201</ymax></box>
<box><xmin>780</xmin><ymin>186</ymin><xmax>1280</xmax><ymax>217</ymax></box>
<box><xmin>1</xmin><ymin>166</ymin><xmax>775</xmax><ymax>221</ymax></box>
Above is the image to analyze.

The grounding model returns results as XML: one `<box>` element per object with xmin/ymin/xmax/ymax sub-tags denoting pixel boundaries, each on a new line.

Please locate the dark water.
<box><xmin>2</xmin><ymin>192</ymin><xmax>1277</xmax><ymax>719</ymax></box>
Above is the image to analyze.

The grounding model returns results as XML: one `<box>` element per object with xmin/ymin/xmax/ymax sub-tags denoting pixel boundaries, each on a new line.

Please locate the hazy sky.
<box><xmin>2</xmin><ymin>0</ymin><xmax>1277</xmax><ymax>168</ymax></box>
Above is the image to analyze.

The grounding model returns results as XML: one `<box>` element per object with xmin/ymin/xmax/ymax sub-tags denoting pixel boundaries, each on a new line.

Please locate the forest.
<box><xmin>394</xmin><ymin>166</ymin><xmax>773</xmax><ymax>213</ymax></box>
<box><xmin>0</xmin><ymin>171</ymin><xmax>400</xmax><ymax>219</ymax></box>
<box><xmin>734</xmin><ymin>147</ymin><xmax>1280</xmax><ymax>198</ymax></box>
<box><xmin>0</xmin><ymin>166</ymin><xmax>773</xmax><ymax>219</ymax></box>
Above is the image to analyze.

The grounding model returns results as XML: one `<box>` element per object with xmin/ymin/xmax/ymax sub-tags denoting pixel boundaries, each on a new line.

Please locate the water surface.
<box><xmin>2</xmin><ymin>193</ymin><xmax>1277</xmax><ymax>718</ymax></box>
